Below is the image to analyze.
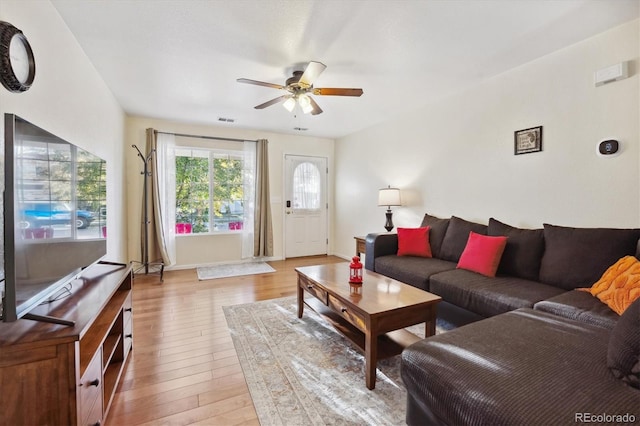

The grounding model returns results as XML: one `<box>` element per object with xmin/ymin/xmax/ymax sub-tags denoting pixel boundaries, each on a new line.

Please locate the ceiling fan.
<box><xmin>237</xmin><ymin>61</ymin><xmax>363</xmax><ymax>116</ymax></box>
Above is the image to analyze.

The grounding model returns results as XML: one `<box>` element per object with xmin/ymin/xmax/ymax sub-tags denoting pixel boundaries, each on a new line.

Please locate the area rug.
<box><xmin>196</xmin><ymin>262</ymin><xmax>275</xmax><ymax>280</ymax></box>
<box><xmin>224</xmin><ymin>296</ymin><xmax>451</xmax><ymax>425</ymax></box>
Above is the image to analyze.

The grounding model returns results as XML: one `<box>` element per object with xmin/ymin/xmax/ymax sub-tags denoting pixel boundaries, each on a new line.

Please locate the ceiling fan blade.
<box><xmin>313</xmin><ymin>88</ymin><xmax>363</xmax><ymax>97</ymax></box>
<box><xmin>299</xmin><ymin>61</ymin><xmax>327</xmax><ymax>87</ymax></box>
<box><xmin>255</xmin><ymin>95</ymin><xmax>291</xmax><ymax>109</ymax></box>
<box><xmin>237</xmin><ymin>78</ymin><xmax>285</xmax><ymax>90</ymax></box>
<box><xmin>308</xmin><ymin>96</ymin><xmax>323</xmax><ymax>115</ymax></box>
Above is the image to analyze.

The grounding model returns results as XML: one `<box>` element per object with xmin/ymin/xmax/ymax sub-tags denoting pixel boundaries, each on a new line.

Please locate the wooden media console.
<box><xmin>0</xmin><ymin>261</ymin><xmax>133</xmax><ymax>426</ymax></box>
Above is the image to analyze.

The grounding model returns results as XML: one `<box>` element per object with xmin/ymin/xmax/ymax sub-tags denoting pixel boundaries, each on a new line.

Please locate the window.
<box><xmin>174</xmin><ymin>147</ymin><xmax>245</xmax><ymax>233</ymax></box>
<box><xmin>292</xmin><ymin>162</ymin><xmax>321</xmax><ymax>210</ymax></box>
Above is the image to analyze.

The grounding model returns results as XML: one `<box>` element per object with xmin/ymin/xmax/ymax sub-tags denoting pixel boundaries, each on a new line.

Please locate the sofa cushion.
<box><xmin>608</xmin><ymin>297</ymin><xmax>640</xmax><ymax>389</ymax></box>
<box><xmin>374</xmin><ymin>255</ymin><xmax>456</xmax><ymax>291</ymax></box>
<box><xmin>419</xmin><ymin>214</ymin><xmax>450</xmax><ymax>259</ymax></box>
<box><xmin>488</xmin><ymin>218</ymin><xmax>545</xmax><ymax>281</ymax></box>
<box><xmin>401</xmin><ymin>309</ymin><xmax>639</xmax><ymax>426</ymax></box>
<box><xmin>586</xmin><ymin>255</ymin><xmax>640</xmax><ymax>315</ymax></box>
<box><xmin>429</xmin><ymin>269</ymin><xmax>565</xmax><ymax>317</ymax></box>
<box><xmin>397</xmin><ymin>227</ymin><xmax>432</xmax><ymax>258</ymax></box>
<box><xmin>456</xmin><ymin>232</ymin><xmax>507</xmax><ymax>277</ymax></box>
<box><xmin>539</xmin><ymin>224</ymin><xmax>640</xmax><ymax>290</ymax></box>
<box><xmin>439</xmin><ymin>216</ymin><xmax>487</xmax><ymax>262</ymax></box>
<box><xmin>533</xmin><ymin>290</ymin><xmax>619</xmax><ymax>329</ymax></box>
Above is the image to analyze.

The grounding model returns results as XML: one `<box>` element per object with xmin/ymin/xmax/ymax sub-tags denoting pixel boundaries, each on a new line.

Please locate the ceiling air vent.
<box><xmin>218</xmin><ymin>117</ymin><xmax>235</xmax><ymax>123</ymax></box>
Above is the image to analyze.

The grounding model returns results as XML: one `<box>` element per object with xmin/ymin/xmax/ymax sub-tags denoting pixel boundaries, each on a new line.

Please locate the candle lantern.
<box><xmin>349</xmin><ymin>256</ymin><xmax>363</xmax><ymax>284</ymax></box>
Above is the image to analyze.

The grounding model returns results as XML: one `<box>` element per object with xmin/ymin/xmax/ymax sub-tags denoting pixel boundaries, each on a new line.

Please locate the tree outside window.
<box><xmin>175</xmin><ymin>148</ymin><xmax>244</xmax><ymax>233</ymax></box>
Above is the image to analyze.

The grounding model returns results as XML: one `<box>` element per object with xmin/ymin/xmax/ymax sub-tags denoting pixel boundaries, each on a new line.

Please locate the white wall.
<box><xmin>334</xmin><ymin>19</ymin><xmax>640</xmax><ymax>260</ymax></box>
<box><xmin>0</xmin><ymin>1</ymin><xmax>127</xmax><ymax>262</ymax></box>
<box><xmin>125</xmin><ymin>116</ymin><xmax>334</xmax><ymax>268</ymax></box>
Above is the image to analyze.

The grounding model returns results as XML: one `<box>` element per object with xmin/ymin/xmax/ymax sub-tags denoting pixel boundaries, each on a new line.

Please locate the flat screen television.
<box><xmin>1</xmin><ymin>114</ymin><xmax>107</xmax><ymax>324</ymax></box>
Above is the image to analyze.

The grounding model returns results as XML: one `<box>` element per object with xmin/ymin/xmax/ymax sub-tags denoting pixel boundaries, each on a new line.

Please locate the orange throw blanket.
<box><xmin>584</xmin><ymin>255</ymin><xmax>640</xmax><ymax>315</ymax></box>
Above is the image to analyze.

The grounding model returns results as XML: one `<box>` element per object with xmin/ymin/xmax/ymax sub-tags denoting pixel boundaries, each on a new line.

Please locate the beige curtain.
<box><xmin>142</xmin><ymin>128</ymin><xmax>173</xmax><ymax>266</ymax></box>
<box><xmin>254</xmin><ymin>139</ymin><xmax>273</xmax><ymax>257</ymax></box>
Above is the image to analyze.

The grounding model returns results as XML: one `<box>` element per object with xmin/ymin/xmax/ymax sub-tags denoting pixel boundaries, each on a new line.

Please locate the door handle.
<box><xmin>286</xmin><ymin>200</ymin><xmax>291</xmax><ymax>208</ymax></box>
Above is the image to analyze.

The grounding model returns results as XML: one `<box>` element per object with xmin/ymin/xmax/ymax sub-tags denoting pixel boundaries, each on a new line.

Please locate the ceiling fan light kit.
<box><xmin>298</xmin><ymin>94</ymin><xmax>313</xmax><ymax>114</ymax></box>
<box><xmin>283</xmin><ymin>97</ymin><xmax>296</xmax><ymax>112</ymax></box>
<box><xmin>237</xmin><ymin>61</ymin><xmax>363</xmax><ymax>116</ymax></box>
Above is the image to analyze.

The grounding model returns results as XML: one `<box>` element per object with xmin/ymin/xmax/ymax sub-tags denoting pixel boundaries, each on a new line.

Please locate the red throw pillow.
<box><xmin>457</xmin><ymin>232</ymin><xmax>508</xmax><ymax>277</ymax></box>
<box><xmin>397</xmin><ymin>227</ymin><xmax>432</xmax><ymax>258</ymax></box>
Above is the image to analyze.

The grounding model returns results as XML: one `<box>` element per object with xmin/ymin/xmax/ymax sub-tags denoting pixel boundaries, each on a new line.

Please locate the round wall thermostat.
<box><xmin>597</xmin><ymin>140</ymin><xmax>620</xmax><ymax>157</ymax></box>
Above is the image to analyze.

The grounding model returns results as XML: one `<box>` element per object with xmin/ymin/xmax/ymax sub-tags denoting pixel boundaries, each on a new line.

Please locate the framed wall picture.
<box><xmin>514</xmin><ymin>126</ymin><xmax>542</xmax><ymax>155</ymax></box>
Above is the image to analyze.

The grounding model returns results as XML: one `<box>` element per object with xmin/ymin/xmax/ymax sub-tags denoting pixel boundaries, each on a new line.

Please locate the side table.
<box><xmin>354</xmin><ymin>236</ymin><xmax>366</xmax><ymax>258</ymax></box>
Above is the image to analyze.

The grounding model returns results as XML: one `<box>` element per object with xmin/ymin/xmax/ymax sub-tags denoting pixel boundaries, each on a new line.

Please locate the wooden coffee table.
<box><xmin>296</xmin><ymin>262</ymin><xmax>441</xmax><ymax>390</ymax></box>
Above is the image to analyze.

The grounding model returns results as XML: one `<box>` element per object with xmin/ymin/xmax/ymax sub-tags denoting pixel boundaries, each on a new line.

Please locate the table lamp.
<box><xmin>378</xmin><ymin>186</ymin><xmax>401</xmax><ymax>232</ymax></box>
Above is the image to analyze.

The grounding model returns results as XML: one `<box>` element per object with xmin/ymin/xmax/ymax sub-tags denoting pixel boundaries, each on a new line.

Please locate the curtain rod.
<box><xmin>155</xmin><ymin>130</ymin><xmax>258</xmax><ymax>143</ymax></box>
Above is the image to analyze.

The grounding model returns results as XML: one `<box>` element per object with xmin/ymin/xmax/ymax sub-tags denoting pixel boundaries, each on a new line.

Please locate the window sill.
<box><xmin>176</xmin><ymin>230</ymin><xmax>242</xmax><ymax>237</ymax></box>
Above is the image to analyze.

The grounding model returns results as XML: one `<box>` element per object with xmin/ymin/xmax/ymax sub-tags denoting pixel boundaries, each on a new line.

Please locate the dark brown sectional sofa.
<box><xmin>364</xmin><ymin>214</ymin><xmax>640</xmax><ymax>425</ymax></box>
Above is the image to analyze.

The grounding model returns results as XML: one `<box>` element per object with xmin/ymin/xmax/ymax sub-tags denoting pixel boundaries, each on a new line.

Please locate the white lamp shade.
<box><xmin>298</xmin><ymin>94</ymin><xmax>313</xmax><ymax>114</ymax></box>
<box><xmin>283</xmin><ymin>97</ymin><xmax>296</xmax><ymax>112</ymax></box>
<box><xmin>378</xmin><ymin>187</ymin><xmax>401</xmax><ymax>207</ymax></box>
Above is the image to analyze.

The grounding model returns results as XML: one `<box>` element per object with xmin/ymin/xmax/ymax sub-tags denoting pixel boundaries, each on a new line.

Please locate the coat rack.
<box><xmin>132</xmin><ymin>144</ymin><xmax>164</xmax><ymax>281</ymax></box>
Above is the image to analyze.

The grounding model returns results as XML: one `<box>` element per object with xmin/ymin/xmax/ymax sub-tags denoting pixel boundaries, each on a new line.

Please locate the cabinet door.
<box><xmin>84</xmin><ymin>396</ymin><xmax>103</xmax><ymax>426</ymax></box>
<box><xmin>78</xmin><ymin>350</ymin><xmax>103</xmax><ymax>426</ymax></box>
<box><xmin>123</xmin><ymin>292</ymin><xmax>133</xmax><ymax>355</ymax></box>
<box><xmin>0</xmin><ymin>343</ymin><xmax>74</xmax><ymax>426</ymax></box>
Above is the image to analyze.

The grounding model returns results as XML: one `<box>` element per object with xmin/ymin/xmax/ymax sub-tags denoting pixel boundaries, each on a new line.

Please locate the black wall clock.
<box><xmin>0</xmin><ymin>21</ymin><xmax>35</xmax><ymax>93</ymax></box>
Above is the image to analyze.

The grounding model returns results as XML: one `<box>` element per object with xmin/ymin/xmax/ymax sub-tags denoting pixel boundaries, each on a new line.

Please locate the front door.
<box><xmin>284</xmin><ymin>155</ymin><xmax>328</xmax><ymax>258</ymax></box>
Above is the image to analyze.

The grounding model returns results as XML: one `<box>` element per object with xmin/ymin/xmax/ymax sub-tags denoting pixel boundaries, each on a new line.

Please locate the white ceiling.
<box><xmin>51</xmin><ymin>0</ymin><xmax>638</xmax><ymax>139</ymax></box>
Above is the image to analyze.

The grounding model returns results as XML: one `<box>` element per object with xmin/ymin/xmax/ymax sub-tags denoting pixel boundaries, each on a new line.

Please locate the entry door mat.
<box><xmin>223</xmin><ymin>296</ymin><xmax>451</xmax><ymax>425</ymax></box>
<box><xmin>196</xmin><ymin>262</ymin><xmax>275</xmax><ymax>280</ymax></box>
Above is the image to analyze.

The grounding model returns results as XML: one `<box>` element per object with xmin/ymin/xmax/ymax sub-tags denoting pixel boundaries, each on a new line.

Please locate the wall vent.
<box><xmin>218</xmin><ymin>117</ymin><xmax>236</xmax><ymax>123</ymax></box>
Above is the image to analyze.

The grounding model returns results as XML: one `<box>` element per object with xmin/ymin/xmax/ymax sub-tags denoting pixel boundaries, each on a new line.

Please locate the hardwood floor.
<box><xmin>106</xmin><ymin>255</ymin><xmax>345</xmax><ymax>426</ymax></box>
